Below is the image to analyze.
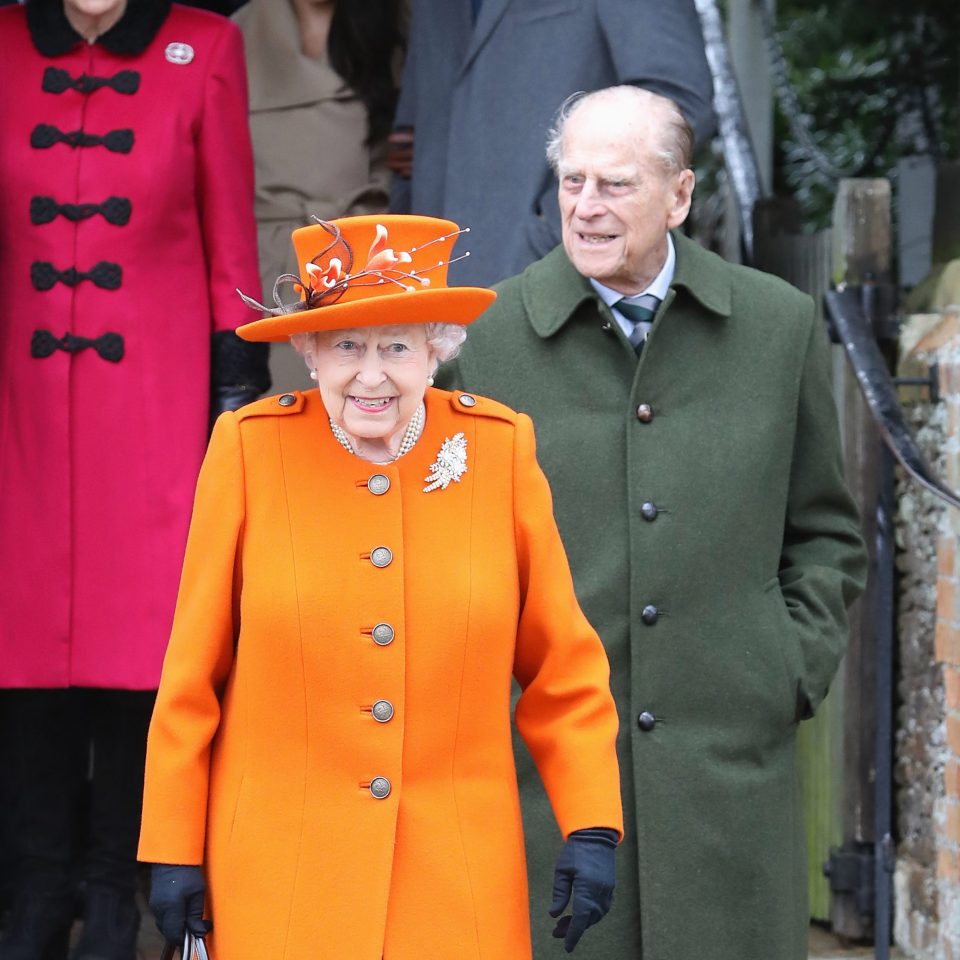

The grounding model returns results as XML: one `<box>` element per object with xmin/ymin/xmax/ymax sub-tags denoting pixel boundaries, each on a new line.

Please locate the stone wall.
<box><xmin>894</xmin><ymin>310</ymin><xmax>960</xmax><ymax>959</ymax></box>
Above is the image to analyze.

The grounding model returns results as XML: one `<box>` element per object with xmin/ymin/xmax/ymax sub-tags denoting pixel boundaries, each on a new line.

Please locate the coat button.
<box><xmin>372</xmin><ymin>623</ymin><xmax>395</xmax><ymax>646</ymax></box>
<box><xmin>637</xmin><ymin>711</ymin><xmax>656</xmax><ymax>732</ymax></box>
<box><xmin>370</xmin><ymin>776</ymin><xmax>391</xmax><ymax>799</ymax></box>
<box><xmin>370</xmin><ymin>546</ymin><xmax>393</xmax><ymax>568</ymax></box>
<box><xmin>641</xmin><ymin>604</ymin><xmax>659</xmax><ymax>625</ymax></box>
<box><xmin>278</xmin><ymin>393</ymin><xmax>296</xmax><ymax>407</ymax></box>
<box><xmin>367</xmin><ymin>474</ymin><xmax>390</xmax><ymax>496</ymax></box>
<box><xmin>641</xmin><ymin>501</ymin><xmax>658</xmax><ymax>521</ymax></box>
<box><xmin>372</xmin><ymin>700</ymin><xmax>394</xmax><ymax>723</ymax></box>
<box><xmin>636</xmin><ymin>403</ymin><xmax>654</xmax><ymax>423</ymax></box>
<box><xmin>600</xmin><ymin>319</ymin><xmax>613</xmax><ymax>332</ymax></box>
<box><xmin>458</xmin><ymin>394</ymin><xmax>477</xmax><ymax>407</ymax></box>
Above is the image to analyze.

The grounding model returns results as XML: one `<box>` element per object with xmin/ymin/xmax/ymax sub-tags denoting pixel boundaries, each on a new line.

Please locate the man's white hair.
<box><xmin>545</xmin><ymin>86</ymin><xmax>694</xmax><ymax>176</ymax></box>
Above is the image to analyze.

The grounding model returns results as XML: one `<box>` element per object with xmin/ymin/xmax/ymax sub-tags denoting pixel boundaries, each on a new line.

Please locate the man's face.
<box><xmin>557</xmin><ymin>103</ymin><xmax>694</xmax><ymax>296</ymax></box>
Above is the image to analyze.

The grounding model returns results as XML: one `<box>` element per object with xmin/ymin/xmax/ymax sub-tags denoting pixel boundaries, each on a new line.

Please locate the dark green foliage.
<box><xmin>773</xmin><ymin>0</ymin><xmax>958</xmax><ymax>227</ymax></box>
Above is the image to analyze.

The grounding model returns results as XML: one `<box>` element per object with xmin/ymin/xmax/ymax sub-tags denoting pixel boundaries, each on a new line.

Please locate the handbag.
<box><xmin>160</xmin><ymin>932</ymin><xmax>209</xmax><ymax>960</ymax></box>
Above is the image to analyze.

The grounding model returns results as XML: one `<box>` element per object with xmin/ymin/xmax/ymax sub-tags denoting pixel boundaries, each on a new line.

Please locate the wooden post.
<box><xmin>829</xmin><ymin>178</ymin><xmax>892</xmax><ymax>940</ymax></box>
<box><xmin>933</xmin><ymin>161</ymin><xmax>960</xmax><ymax>264</ymax></box>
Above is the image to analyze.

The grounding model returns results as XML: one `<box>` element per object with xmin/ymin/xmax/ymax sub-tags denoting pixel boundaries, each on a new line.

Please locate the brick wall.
<box><xmin>895</xmin><ymin>310</ymin><xmax>960</xmax><ymax>959</ymax></box>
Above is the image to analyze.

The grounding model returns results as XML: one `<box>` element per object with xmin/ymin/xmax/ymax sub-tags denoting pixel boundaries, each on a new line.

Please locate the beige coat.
<box><xmin>233</xmin><ymin>0</ymin><xmax>391</xmax><ymax>389</ymax></box>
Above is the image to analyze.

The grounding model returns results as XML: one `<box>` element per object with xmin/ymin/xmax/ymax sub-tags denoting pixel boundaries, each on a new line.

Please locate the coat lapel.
<box><xmin>237</xmin><ymin>0</ymin><xmax>346</xmax><ymax>113</ymax></box>
<box><xmin>670</xmin><ymin>231</ymin><xmax>733</xmax><ymax>318</ymax></box>
<box><xmin>459</xmin><ymin>0</ymin><xmax>514</xmax><ymax>79</ymax></box>
<box><xmin>517</xmin><ymin>233</ymin><xmax>733</xmax><ymax>342</ymax></box>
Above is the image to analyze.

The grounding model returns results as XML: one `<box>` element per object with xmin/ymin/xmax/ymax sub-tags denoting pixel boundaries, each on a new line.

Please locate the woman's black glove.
<box><xmin>149</xmin><ymin>864</ymin><xmax>212</xmax><ymax>943</ymax></box>
<box><xmin>549</xmin><ymin>827</ymin><xmax>618</xmax><ymax>953</ymax></box>
<box><xmin>209</xmin><ymin>331</ymin><xmax>271</xmax><ymax>428</ymax></box>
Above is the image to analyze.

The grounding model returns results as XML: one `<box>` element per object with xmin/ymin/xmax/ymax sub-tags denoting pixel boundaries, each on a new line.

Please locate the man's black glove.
<box><xmin>549</xmin><ymin>827</ymin><xmax>618</xmax><ymax>953</ymax></box>
<box><xmin>149</xmin><ymin>864</ymin><xmax>212</xmax><ymax>944</ymax></box>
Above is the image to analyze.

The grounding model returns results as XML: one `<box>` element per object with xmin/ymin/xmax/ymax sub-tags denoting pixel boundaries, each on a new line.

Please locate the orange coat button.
<box><xmin>370</xmin><ymin>777</ymin><xmax>391</xmax><ymax>799</ymax></box>
<box><xmin>370</xmin><ymin>547</ymin><xmax>392</xmax><ymax>568</ymax></box>
<box><xmin>368</xmin><ymin>474</ymin><xmax>390</xmax><ymax>496</ymax></box>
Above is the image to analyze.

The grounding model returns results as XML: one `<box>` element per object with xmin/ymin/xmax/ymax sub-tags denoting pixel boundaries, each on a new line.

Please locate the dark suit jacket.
<box><xmin>390</xmin><ymin>0</ymin><xmax>715</xmax><ymax>285</ymax></box>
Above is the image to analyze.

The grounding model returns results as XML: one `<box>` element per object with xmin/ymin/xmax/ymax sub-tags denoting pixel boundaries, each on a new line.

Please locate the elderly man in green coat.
<box><xmin>437</xmin><ymin>86</ymin><xmax>867</xmax><ymax>959</ymax></box>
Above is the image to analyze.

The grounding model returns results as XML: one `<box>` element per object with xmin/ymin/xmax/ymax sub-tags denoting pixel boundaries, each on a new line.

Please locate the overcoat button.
<box><xmin>641</xmin><ymin>604</ymin><xmax>659</xmax><ymax>625</ymax></box>
<box><xmin>600</xmin><ymin>320</ymin><xmax>613</xmax><ymax>332</ymax></box>
<box><xmin>636</xmin><ymin>403</ymin><xmax>654</xmax><ymax>423</ymax></box>
<box><xmin>278</xmin><ymin>393</ymin><xmax>296</xmax><ymax>407</ymax></box>
<box><xmin>367</xmin><ymin>474</ymin><xmax>390</xmax><ymax>496</ymax></box>
<box><xmin>372</xmin><ymin>623</ymin><xmax>395</xmax><ymax>646</ymax></box>
<box><xmin>370</xmin><ymin>777</ymin><xmax>391</xmax><ymax>799</ymax></box>
<box><xmin>372</xmin><ymin>700</ymin><xmax>394</xmax><ymax>723</ymax></box>
<box><xmin>458</xmin><ymin>394</ymin><xmax>477</xmax><ymax>407</ymax></box>
<box><xmin>370</xmin><ymin>546</ymin><xmax>393</xmax><ymax>568</ymax></box>
<box><xmin>637</xmin><ymin>711</ymin><xmax>656</xmax><ymax>732</ymax></box>
<box><xmin>641</xmin><ymin>501</ymin><xmax>658</xmax><ymax>521</ymax></box>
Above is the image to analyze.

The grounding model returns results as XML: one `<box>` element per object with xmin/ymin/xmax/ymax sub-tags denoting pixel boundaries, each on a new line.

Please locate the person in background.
<box><xmin>139</xmin><ymin>214</ymin><xmax>623</xmax><ymax>960</ymax></box>
<box><xmin>437</xmin><ymin>86</ymin><xmax>868</xmax><ymax>960</ymax></box>
<box><xmin>234</xmin><ymin>0</ymin><xmax>403</xmax><ymax>391</ymax></box>
<box><xmin>388</xmin><ymin>0</ymin><xmax>714</xmax><ymax>287</ymax></box>
<box><xmin>0</xmin><ymin>0</ymin><xmax>268</xmax><ymax>958</ymax></box>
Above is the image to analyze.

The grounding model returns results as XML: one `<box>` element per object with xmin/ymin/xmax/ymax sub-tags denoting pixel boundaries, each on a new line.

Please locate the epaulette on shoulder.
<box><xmin>235</xmin><ymin>391</ymin><xmax>305</xmax><ymax>421</ymax></box>
<box><xmin>446</xmin><ymin>390</ymin><xmax>517</xmax><ymax>424</ymax></box>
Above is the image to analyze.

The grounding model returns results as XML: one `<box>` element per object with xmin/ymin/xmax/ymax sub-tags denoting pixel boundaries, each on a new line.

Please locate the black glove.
<box><xmin>149</xmin><ymin>864</ymin><xmax>212</xmax><ymax>944</ymax></box>
<box><xmin>549</xmin><ymin>827</ymin><xmax>618</xmax><ymax>953</ymax></box>
<box><xmin>210</xmin><ymin>331</ymin><xmax>271</xmax><ymax>426</ymax></box>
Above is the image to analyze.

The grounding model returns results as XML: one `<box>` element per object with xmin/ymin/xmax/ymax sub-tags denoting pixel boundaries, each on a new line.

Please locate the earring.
<box><xmin>309</xmin><ymin>370</ymin><xmax>318</xmax><ymax>381</ymax></box>
<box><xmin>427</xmin><ymin>376</ymin><xmax>435</xmax><ymax>387</ymax></box>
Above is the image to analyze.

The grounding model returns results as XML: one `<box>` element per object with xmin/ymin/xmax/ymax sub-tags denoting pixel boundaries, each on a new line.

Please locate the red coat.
<box><xmin>0</xmin><ymin>2</ymin><xmax>260</xmax><ymax>689</ymax></box>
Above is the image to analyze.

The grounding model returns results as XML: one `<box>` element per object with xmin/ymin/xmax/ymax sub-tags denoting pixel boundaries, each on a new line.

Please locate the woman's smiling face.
<box><xmin>309</xmin><ymin>325</ymin><xmax>435</xmax><ymax>455</ymax></box>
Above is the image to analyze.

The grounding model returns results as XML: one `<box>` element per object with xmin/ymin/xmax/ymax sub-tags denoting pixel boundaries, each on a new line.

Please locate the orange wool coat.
<box><xmin>138</xmin><ymin>387</ymin><xmax>622</xmax><ymax>960</ymax></box>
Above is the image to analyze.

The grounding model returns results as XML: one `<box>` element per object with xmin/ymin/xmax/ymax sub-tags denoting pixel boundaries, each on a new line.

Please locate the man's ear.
<box><xmin>667</xmin><ymin>169</ymin><xmax>695</xmax><ymax>230</ymax></box>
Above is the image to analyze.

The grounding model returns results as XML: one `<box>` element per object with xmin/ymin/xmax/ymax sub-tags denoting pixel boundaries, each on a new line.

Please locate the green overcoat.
<box><xmin>437</xmin><ymin>232</ymin><xmax>867</xmax><ymax>960</ymax></box>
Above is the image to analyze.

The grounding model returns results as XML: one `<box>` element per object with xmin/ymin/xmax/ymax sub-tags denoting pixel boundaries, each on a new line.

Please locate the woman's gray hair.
<box><xmin>291</xmin><ymin>322</ymin><xmax>467</xmax><ymax>368</ymax></box>
<box><xmin>545</xmin><ymin>86</ymin><xmax>694</xmax><ymax>176</ymax></box>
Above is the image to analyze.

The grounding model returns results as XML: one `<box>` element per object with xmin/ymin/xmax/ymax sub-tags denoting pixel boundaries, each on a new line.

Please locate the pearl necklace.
<box><xmin>329</xmin><ymin>402</ymin><xmax>425</xmax><ymax>463</ymax></box>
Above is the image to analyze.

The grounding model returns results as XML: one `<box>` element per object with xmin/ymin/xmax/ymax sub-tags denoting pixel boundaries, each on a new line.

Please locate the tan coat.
<box><xmin>233</xmin><ymin>0</ymin><xmax>392</xmax><ymax>390</ymax></box>
<box><xmin>139</xmin><ymin>388</ymin><xmax>623</xmax><ymax>960</ymax></box>
<box><xmin>234</xmin><ymin>0</ymin><xmax>390</xmax><ymax>294</ymax></box>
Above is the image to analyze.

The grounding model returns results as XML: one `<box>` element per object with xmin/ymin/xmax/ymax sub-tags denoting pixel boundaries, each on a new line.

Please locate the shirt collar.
<box><xmin>588</xmin><ymin>233</ymin><xmax>676</xmax><ymax>307</ymax></box>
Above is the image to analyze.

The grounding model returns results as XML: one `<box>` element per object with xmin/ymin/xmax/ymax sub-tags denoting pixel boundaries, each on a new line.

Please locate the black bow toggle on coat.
<box><xmin>42</xmin><ymin>66</ymin><xmax>141</xmax><ymax>95</ymax></box>
<box><xmin>30</xmin><ymin>195</ymin><xmax>132</xmax><ymax>226</ymax></box>
<box><xmin>31</xmin><ymin>124</ymin><xmax>134</xmax><ymax>154</ymax></box>
<box><xmin>31</xmin><ymin>330</ymin><xmax>125</xmax><ymax>363</ymax></box>
<box><xmin>31</xmin><ymin>261</ymin><xmax>123</xmax><ymax>291</ymax></box>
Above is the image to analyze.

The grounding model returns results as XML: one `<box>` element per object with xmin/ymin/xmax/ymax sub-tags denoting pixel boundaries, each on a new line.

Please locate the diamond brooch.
<box><xmin>423</xmin><ymin>433</ymin><xmax>468</xmax><ymax>493</ymax></box>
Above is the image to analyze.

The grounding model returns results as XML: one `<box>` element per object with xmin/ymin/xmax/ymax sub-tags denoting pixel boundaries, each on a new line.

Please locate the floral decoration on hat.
<box><xmin>238</xmin><ymin>219</ymin><xmax>470</xmax><ymax>318</ymax></box>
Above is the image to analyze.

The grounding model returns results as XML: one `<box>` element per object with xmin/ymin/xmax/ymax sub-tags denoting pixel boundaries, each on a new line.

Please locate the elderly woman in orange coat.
<box><xmin>138</xmin><ymin>215</ymin><xmax>623</xmax><ymax>960</ymax></box>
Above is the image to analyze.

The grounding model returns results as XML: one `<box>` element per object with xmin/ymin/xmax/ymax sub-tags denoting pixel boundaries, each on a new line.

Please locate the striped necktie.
<box><xmin>616</xmin><ymin>295</ymin><xmax>660</xmax><ymax>352</ymax></box>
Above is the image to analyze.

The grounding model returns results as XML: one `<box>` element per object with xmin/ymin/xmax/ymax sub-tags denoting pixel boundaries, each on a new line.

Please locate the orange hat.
<box><xmin>236</xmin><ymin>215</ymin><xmax>496</xmax><ymax>342</ymax></box>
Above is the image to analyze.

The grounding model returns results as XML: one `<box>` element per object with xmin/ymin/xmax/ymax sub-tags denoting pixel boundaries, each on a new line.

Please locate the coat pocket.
<box><xmin>762</xmin><ymin>576</ymin><xmax>805</xmax><ymax>723</ymax></box>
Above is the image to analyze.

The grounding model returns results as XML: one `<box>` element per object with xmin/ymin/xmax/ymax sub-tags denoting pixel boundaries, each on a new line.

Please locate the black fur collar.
<box><xmin>26</xmin><ymin>0</ymin><xmax>173</xmax><ymax>58</ymax></box>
